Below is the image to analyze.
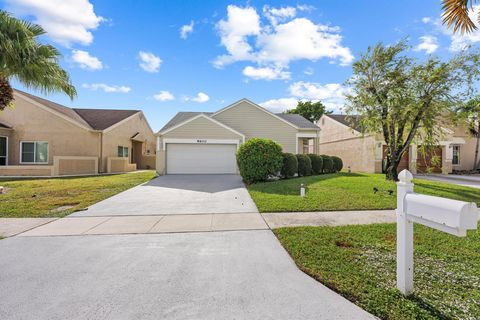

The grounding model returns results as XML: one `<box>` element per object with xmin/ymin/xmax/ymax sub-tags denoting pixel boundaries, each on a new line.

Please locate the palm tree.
<box><xmin>442</xmin><ymin>0</ymin><xmax>479</xmax><ymax>34</ymax></box>
<box><xmin>0</xmin><ymin>10</ymin><xmax>76</xmax><ymax>110</ymax></box>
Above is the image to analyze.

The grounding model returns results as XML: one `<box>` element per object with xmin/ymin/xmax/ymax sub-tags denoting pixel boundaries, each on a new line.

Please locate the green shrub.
<box><xmin>331</xmin><ymin>156</ymin><xmax>343</xmax><ymax>172</ymax></box>
<box><xmin>321</xmin><ymin>155</ymin><xmax>334</xmax><ymax>173</ymax></box>
<box><xmin>296</xmin><ymin>154</ymin><xmax>312</xmax><ymax>176</ymax></box>
<box><xmin>281</xmin><ymin>153</ymin><xmax>298</xmax><ymax>178</ymax></box>
<box><xmin>236</xmin><ymin>138</ymin><xmax>283</xmax><ymax>183</ymax></box>
<box><xmin>307</xmin><ymin>154</ymin><xmax>323</xmax><ymax>175</ymax></box>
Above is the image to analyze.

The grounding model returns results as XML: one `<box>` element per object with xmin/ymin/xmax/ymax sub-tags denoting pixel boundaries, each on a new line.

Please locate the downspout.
<box><xmin>99</xmin><ymin>132</ymin><xmax>103</xmax><ymax>173</ymax></box>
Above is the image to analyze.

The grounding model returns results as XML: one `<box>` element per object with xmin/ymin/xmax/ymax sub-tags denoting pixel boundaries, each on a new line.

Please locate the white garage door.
<box><xmin>166</xmin><ymin>143</ymin><xmax>237</xmax><ymax>174</ymax></box>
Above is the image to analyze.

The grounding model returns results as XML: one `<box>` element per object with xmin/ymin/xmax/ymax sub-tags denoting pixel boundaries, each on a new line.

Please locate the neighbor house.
<box><xmin>0</xmin><ymin>89</ymin><xmax>156</xmax><ymax>177</ymax></box>
<box><xmin>317</xmin><ymin>114</ymin><xmax>476</xmax><ymax>174</ymax></box>
<box><xmin>155</xmin><ymin>99</ymin><xmax>320</xmax><ymax>174</ymax></box>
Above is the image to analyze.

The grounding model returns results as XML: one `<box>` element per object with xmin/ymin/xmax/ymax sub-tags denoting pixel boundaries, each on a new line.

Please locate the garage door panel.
<box><xmin>167</xmin><ymin>144</ymin><xmax>237</xmax><ymax>174</ymax></box>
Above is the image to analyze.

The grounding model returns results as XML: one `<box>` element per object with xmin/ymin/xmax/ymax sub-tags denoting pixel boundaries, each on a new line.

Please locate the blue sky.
<box><xmin>2</xmin><ymin>0</ymin><xmax>480</xmax><ymax>131</ymax></box>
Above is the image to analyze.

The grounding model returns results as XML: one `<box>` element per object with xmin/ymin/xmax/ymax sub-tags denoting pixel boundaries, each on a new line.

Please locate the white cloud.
<box><xmin>242</xmin><ymin>65</ymin><xmax>290</xmax><ymax>80</ymax></box>
<box><xmin>71</xmin><ymin>49</ymin><xmax>102</xmax><ymax>70</ymax></box>
<box><xmin>304</xmin><ymin>67</ymin><xmax>314</xmax><ymax>75</ymax></box>
<box><xmin>189</xmin><ymin>92</ymin><xmax>210</xmax><ymax>103</ymax></box>
<box><xmin>421</xmin><ymin>17</ymin><xmax>431</xmax><ymax>24</ymax></box>
<box><xmin>180</xmin><ymin>20</ymin><xmax>194</xmax><ymax>39</ymax></box>
<box><xmin>7</xmin><ymin>0</ymin><xmax>104</xmax><ymax>46</ymax></box>
<box><xmin>263</xmin><ymin>5</ymin><xmax>296</xmax><ymax>25</ymax></box>
<box><xmin>214</xmin><ymin>5</ymin><xmax>261</xmax><ymax>67</ymax></box>
<box><xmin>414</xmin><ymin>35</ymin><xmax>439</xmax><ymax>54</ymax></box>
<box><xmin>213</xmin><ymin>5</ymin><xmax>353</xmax><ymax>79</ymax></box>
<box><xmin>82</xmin><ymin>83</ymin><xmax>131</xmax><ymax>93</ymax></box>
<box><xmin>437</xmin><ymin>5</ymin><xmax>480</xmax><ymax>51</ymax></box>
<box><xmin>153</xmin><ymin>91</ymin><xmax>175</xmax><ymax>101</ymax></box>
<box><xmin>261</xmin><ymin>81</ymin><xmax>348</xmax><ymax>113</ymax></box>
<box><xmin>260</xmin><ymin>97</ymin><xmax>298</xmax><ymax>113</ymax></box>
<box><xmin>138</xmin><ymin>51</ymin><xmax>162</xmax><ymax>73</ymax></box>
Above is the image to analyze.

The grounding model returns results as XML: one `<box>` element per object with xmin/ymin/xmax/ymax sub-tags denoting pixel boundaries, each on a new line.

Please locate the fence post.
<box><xmin>396</xmin><ymin>169</ymin><xmax>414</xmax><ymax>295</ymax></box>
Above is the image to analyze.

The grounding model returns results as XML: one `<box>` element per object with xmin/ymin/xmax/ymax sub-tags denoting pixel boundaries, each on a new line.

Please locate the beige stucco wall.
<box><xmin>156</xmin><ymin>150</ymin><xmax>166</xmax><ymax>175</ymax></box>
<box><xmin>318</xmin><ymin>115</ymin><xmax>377</xmax><ymax>172</ymax></box>
<box><xmin>107</xmin><ymin>157</ymin><xmax>137</xmax><ymax>173</ymax></box>
<box><xmin>0</xmin><ymin>94</ymin><xmax>100</xmax><ymax>166</ymax></box>
<box><xmin>212</xmin><ymin>101</ymin><xmax>300</xmax><ymax>153</ymax></box>
<box><xmin>0</xmin><ymin>165</ymin><xmax>53</xmax><ymax>176</ymax></box>
<box><xmin>54</xmin><ymin>156</ymin><xmax>98</xmax><ymax>176</ymax></box>
<box><xmin>101</xmin><ymin>112</ymin><xmax>156</xmax><ymax>172</ymax></box>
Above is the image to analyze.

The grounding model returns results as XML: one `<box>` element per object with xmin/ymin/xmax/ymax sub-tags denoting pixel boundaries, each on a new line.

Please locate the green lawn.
<box><xmin>248</xmin><ymin>172</ymin><xmax>480</xmax><ymax>212</ymax></box>
<box><xmin>275</xmin><ymin>224</ymin><xmax>480</xmax><ymax>319</ymax></box>
<box><xmin>0</xmin><ymin>171</ymin><xmax>157</xmax><ymax>218</ymax></box>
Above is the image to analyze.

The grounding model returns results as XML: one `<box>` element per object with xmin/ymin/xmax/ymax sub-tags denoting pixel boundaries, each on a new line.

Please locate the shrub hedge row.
<box><xmin>236</xmin><ymin>138</ymin><xmax>344</xmax><ymax>183</ymax></box>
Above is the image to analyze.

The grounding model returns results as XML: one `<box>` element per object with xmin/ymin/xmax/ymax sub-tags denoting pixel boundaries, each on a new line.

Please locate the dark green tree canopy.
<box><xmin>286</xmin><ymin>101</ymin><xmax>331</xmax><ymax>123</ymax></box>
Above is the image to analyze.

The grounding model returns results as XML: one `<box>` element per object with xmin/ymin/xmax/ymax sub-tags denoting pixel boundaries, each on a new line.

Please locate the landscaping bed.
<box><xmin>248</xmin><ymin>172</ymin><xmax>480</xmax><ymax>212</ymax></box>
<box><xmin>275</xmin><ymin>223</ymin><xmax>480</xmax><ymax>319</ymax></box>
<box><xmin>0</xmin><ymin>171</ymin><xmax>157</xmax><ymax>218</ymax></box>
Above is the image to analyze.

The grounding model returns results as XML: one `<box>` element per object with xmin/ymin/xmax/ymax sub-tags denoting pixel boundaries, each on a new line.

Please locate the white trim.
<box><xmin>296</xmin><ymin>133</ymin><xmax>317</xmax><ymax>138</ymax></box>
<box><xmin>14</xmin><ymin>92</ymin><xmax>93</xmax><ymax>132</ymax></box>
<box><xmin>158</xmin><ymin>114</ymin><xmax>245</xmax><ymax>141</ymax></box>
<box><xmin>212</xmin><ymin>99</ymin><xmax>300</xmax><ymax>130</ymax></box>
<box><xmin>163</xmin><ymin>138</ymin><xmax>240</xmax><ymax>150</ymax></box>
<box><xmin>0</xmin><ymin>135</ymin><xmax>7</xmax><ymax>166</ymax></box>
<box><xmin>102</xmin><ymin>111</ymin><xmax>142</xmax><ymax>133</ymax></box>
<box><xmin>20</xmin><ymin>141</ymin><xmax>49</xmax><ymax>164</ymax></box>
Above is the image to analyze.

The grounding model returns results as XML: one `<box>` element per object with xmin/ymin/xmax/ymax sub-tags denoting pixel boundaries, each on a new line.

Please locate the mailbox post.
<box><xmin>396</xmin><ymin>169</ymin><xmax>478</xmax><ymax>295</ymax></box>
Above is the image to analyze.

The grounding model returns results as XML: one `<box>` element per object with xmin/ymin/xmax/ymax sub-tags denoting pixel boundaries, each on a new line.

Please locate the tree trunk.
<box><xmin>474</xmin><ymin>115</ymin><xmax>480</xmax><ymax>170</ymax></box>
<box><xmin>0</xmin><ymin>76</ymin><xmax>14</xmax><ymax>111</ymax></box>
<box><xmin>386</xmin><ymin>160</ymin><xmax>400</xmax><ymax>181</ymax></box>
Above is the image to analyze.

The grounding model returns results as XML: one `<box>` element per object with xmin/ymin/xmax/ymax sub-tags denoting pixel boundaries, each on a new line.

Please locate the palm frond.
<box><xmin>442</xmin><ymin>0</ymin><xmax>478</xmax><ymax>34</ymax></box>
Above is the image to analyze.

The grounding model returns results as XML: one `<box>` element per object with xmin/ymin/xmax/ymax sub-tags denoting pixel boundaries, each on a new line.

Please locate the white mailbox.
<box><xmin>395</xmin><ymin>170</ymin><xmax>478</xmax><ymax>295</ymax></box>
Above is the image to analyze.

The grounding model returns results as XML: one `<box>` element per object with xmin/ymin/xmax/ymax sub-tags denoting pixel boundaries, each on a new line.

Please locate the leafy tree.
<box><xmin>442</xmin><ymin>0</ymin><xmax>479</xmax><ymax>34</ymax></box>
<box><xmin>456</xmin><ymin>96</ymin><xmax>480</xmax><ymax>169</ymax></box>
<box><xmin>286</xmin><ymin>101</ymin><xmax>330</xmax><ymax>123</ymax></box>
<box><xmin>0</xmin><ymin>10</ymin><xmax>76</xmax><ymax>110</ymax></box>
<box><xmin>346</xmin><ymin>41</ymin><xmax>480</xmax><ymax>180</ymax></box>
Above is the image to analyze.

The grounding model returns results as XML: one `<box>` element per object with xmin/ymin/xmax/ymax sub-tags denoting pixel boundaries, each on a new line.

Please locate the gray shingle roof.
<box><xmin>159</xmin><ymin>110</ymin><xmax>318</xmax><ymax>132</ymax></box>
<box><xmin>14</xmin><ymin>89</ymin><xmax>140</xmax><ymax>131</ymax></box>
<box><xmin>159</xmin><ymin>112</ymin><xmax>213</xmax><ymax>132</ymax></box>
<box><xmin>275</xmin><ymin>113</ymin><xmax>319</xmax><ymax>129</ymax></box>
<box><xmin>327</xmin><ymin>114</ymin><xmax>363</xmax><ymax>132</ymax></box>
<box><xmin>73</xmin><ymin>109</ymin><xmax>139</xmax><ymax>130</ymax></box>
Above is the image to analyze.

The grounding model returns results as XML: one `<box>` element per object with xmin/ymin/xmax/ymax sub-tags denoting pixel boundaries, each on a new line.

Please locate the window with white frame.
<box><xmin>118</xmin><ymin>146</ymin><xmax>128</xmax><ymax>157</ymax></box>
<box><xmin>21</xmin><ymin>141</ymin><xmax>48</xmax><ymax>164</ymax></box>
<box><xmin>452</xmin><ymin>145</ymin><xmax>460</xmax><ymax>165</ymax></box>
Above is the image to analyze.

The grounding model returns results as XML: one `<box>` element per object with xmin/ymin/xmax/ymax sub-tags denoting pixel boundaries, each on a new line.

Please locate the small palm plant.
<box><xmin>0</xmin><ymin>10</ymin><xmax>76</xmax><ymax>110</ymax></box>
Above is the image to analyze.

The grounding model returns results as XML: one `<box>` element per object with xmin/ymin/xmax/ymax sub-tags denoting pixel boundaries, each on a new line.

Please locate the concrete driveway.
<box><xmin>0</xmin><ymin>231</ymin><xmax>374</xmax><ymax>320</ymax></box>
<box><xmin>71</xmin><ymin>174</ymin><xmax>258</xmax><ymax>216</ymax></box>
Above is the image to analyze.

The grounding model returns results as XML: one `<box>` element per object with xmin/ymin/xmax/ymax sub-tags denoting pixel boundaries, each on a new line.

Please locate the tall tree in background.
<box><xmin>457</xmin><ymin>96</ymin><xmax>480</xmax><ymax>169</ymax></box>
<box><xmin>442</xmin><ymin>0</ymin><xmax>479</xmax><ymax>34</ymax></box>
<box><xmin>346</xmin><ymin>41</ymin><xmax>480</xmax><ymax>180</ymax></box>
<box><xmin>0</xmin><ymin>10</ymin><xmax>76</xmax><ymax>110</ymax></box>
<box><xmin>286</xmin><ymin>101</ymin><xmax>330</xmax><ymax>123</ymax></box>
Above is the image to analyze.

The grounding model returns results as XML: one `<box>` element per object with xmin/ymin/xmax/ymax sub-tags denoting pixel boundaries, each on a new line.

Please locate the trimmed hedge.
<box><xmin>321</xmin><ymin>155</ymin><xmax>334</xmax><ymax>173</ymax></box>
<box><xmin>236</xmin><ymin>138</ymin><xmax>283</xmax><ymax>184</ymax></box>
<box><xmin>296</xmin><ymin>154</ymin><xmax>312</xmax><ymax>176</ymax></box>
<box><xmin>331</xmin><ymin>156</ymin><xmax>343</xmax><ymax>172</ymax></box>
<box><xmin>281</xmin><ymin>153</ymin><xmax>298</xmax><ymax>179</ymax></box>
<box><xmin>308</xmin><ymin>154</ymin><xmax>323</xmax><ymax>175</ymax></box>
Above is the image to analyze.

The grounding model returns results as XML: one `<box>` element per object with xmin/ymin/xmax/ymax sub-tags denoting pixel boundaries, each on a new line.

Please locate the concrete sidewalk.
<box><xmin>17</xmin><ymin>213</ymin><xmax>268</xmax><ymax>237</ymax></box>
<box><xmin>0</xmin><ymin>218</ymin><xmax>58</xmax><ymax>238</ymax></box>
<box><xmin>263</xmin><ymin>210</ymin><xmax>396</xmax><ymax>229</ymax></box>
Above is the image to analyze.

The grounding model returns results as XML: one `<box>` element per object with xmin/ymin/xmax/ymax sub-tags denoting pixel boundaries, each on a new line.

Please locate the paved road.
<box><xmin>71</xmin><ymin>175</ymin><xmax>258</xmax><ymax>216</ymax></box>
<box><xmin>415</xmin><ymin>174</ymin><xmax>480</xmax><ymax>189</ymax></box>
<box><xmin>0</xmin><ymin>231</ymin><xmax>374</xmax><ymax>320</ymax></box>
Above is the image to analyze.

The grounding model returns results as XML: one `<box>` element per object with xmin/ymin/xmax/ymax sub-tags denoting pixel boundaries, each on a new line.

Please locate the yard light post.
<box><xmin>300</xmin><ymin>184</ymin><xmax>305</xmax><ymax>197</ymax></box>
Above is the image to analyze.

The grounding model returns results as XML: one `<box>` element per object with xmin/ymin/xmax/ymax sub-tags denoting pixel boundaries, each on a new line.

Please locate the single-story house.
<box><xmin>0</xmin><ymin>89</ymin><xmax>156</xmax><ymax>177</ymax></box>
<box><xmin>317</xmin><ymin>114</ymin><xmax>477</xmax><ymax>174</ymax></box>
<box><xmin>156</xmin><ymin>99</ymin><xmax>320</xmax><ymax>174</ymax></box>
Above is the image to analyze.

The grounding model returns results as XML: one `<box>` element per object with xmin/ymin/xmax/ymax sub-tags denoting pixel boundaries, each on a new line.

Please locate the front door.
<box><xmin>0</xmin><ymin>136</ymin><xmax>7</xmax><ymax>166</ymax></box>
